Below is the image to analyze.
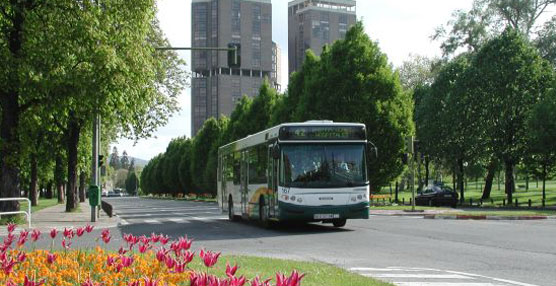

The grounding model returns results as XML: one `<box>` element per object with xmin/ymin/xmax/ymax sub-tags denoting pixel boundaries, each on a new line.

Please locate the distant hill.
<box><xmin>107</xmin><ymin>155</ymin><xmax>149</xmax><ymax>168</ymax></box>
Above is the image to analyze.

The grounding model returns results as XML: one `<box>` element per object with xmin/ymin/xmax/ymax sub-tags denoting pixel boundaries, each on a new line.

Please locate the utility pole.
<box><xmin>91</xmin><ymin>114</ymin><xmax>100</xmax><ymax>222</ymax></box>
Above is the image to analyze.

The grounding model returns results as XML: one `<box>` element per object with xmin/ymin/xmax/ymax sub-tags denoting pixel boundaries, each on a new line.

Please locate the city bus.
<box><xmin>217</xmin><ymin>121</ymin><xmax>375</xmax><ymax>228</ymax></box>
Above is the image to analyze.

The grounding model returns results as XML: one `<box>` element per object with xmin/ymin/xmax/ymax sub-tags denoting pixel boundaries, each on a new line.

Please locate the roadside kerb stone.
<box><xmin>424</xmin><ymin>214</ymin><xmax>556</xmax><ymax>220</ymax></box>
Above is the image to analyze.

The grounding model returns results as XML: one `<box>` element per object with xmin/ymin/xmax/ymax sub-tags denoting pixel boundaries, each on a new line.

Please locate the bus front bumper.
<box><xmin>277</xmin><ymin>201</ymin><xmax>369</xmax><ymax>221</ymax></box>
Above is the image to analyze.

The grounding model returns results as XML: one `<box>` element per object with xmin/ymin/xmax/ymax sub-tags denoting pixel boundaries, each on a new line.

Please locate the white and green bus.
<box><xmin>217</xmin><ymin>121</ymin><xmax>375</xmax><ymax>227</ymax></box>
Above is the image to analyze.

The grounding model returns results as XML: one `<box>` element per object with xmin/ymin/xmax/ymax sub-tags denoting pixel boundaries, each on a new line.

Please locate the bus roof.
<box><xmin>218</xmin><ymin>121</ymin><xmax>366</xmax><ymax>155</ymax></box>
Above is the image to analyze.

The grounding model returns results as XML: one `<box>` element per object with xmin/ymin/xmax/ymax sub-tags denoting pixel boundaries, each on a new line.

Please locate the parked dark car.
<box><xmin>415</xmin><ymin>184</ymin><xmax>458</xmax><ymax>208</ymax></box>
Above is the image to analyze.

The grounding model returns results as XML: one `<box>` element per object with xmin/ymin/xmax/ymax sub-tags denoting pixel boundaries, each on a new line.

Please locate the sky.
<box><xmin>113</xmin><ymin>0</ymin><xmax>474</xmax><ymax>161</ymax></box>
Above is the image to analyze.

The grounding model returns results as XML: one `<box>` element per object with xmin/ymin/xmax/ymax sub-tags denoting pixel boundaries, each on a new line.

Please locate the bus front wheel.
<box><xmin>332</xmin><ymin>219</ymin><xmax>347</xmax><ymax>228</ymax></box>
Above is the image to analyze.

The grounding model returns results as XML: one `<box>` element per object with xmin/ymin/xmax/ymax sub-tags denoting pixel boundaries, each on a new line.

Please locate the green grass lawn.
<box><xmin>377</xmin><ymin>179</ymin><xmax>556</xmax><ymax>208</ymax></box>
<box><xmin>1</xmin><ymin>198</ymin><xmax>61</xmax><ymax>225</ymax></box>
<box><xmin>441</xmin><ymin>210</ymin><xmax>556</xmax><ymax>217</ymax></box>
<box><xmin>189</xmin><ymin>255</ymin><xmax>393</xmax><ymax>286</ymax></box>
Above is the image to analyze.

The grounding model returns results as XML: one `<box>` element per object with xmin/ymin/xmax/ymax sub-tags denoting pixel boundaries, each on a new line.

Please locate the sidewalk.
<box><xmin>370</xmin><ymin>209</ymin><xmax>453</xmax><ymax>216</ymax></box>
<box><xmin>1</xmin><ymin>202</ymin><xmax>119</xmax><ymax>235</ymax></box>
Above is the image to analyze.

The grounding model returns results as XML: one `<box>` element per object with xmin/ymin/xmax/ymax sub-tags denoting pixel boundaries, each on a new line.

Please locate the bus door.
<box><xmin>268</xmin><ymin>144</ymin><xmax>278</xmax><ymax>217</ymax></box>
<box><xmin>241</xmin><ymin>151</ymin><xmax>249</xmax><ymax>216</ymax></box>
<box><xmin>220</xmin><ymin>156</ymin><xmax>226</xmax><ymax>210</ymax></box>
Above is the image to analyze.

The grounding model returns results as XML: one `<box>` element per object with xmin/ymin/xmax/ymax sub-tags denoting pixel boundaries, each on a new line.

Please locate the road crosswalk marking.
<box><xmin>144</xmin><ymin>219</ymin><xmax>162</xmax><ymax>224</ymax></box>
<box><xmin>349</xmin><ymin>267</ymin><xmax>539</xmax><ymax>286</ymax></box>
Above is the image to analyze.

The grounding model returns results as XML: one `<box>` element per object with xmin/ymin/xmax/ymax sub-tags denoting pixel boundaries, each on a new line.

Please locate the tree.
<box><xmin>467</xmin><ymin>29</ymin><xmax>554</xmax><ymax>203</ymax></box>
<box><xmin>525</xmin><ymin>91</ymin><xmax>556</xmax><ymax>203</ymax></box>
<box><xmin>125</xmin><ymin>171</ymin><xmax>139</xmax><ymax>196</ymax></box>
<box><xmin>191</xmin><ymin>118</ymin><xmax>222</xmax><ymax>194</ymax></box>
<box><xmin>178</xmin><ymin>139</ymin><xmax>194</xmax><ymax>195</ymax></box>
<box><xmin>110</xmin><ymin>147</ymin><xmax>121</xmax><ymax>170</ymax></box>
<box><xmin>162</xmin><ymin>137</ymin><xmax>187</xmax><ymax>196</ymax></box>
<box><xmin>287</xmin><ymin>22</ymin><xmax>414</xmax><ymax>190</ymax></box>
<box><xmin>434</xmin><ymin>0</ymin><xmax>556</xmax><ymax>64</ymax></box>
<box><xmin>120</xmin><ymin>151</ymin><xmax>130</xmax><ymax>170</ymax></box>
<box><xmin>398</xmin><ymin>54</ymin><xmax>441</xmax><ymax>91</ymax></box>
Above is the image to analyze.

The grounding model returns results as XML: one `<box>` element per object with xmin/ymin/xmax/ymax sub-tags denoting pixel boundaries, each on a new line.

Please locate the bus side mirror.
<box><xmin>367</xmin><ymin>141</ymin><xmax>378</xmax><ymax>160</ymax></box>
<box><xmin>272</xmin><ymin>145</ymin><xmax>280</xmax><ymax>160</ymax></box>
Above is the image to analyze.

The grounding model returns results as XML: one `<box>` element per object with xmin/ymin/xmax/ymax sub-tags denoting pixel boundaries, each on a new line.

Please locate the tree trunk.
<box><xmin>0</xmin><ymin>1</ymin><xmax>25</xmax><ymax>213</ymax></box>
<box><xmin>395</xmin><ymin>181</ymin><xmax>399</xmax><ymax>203</ymax></box>
<box><xmin>452</xmin><ymin>166</ymin><xmax>456</xmax><ymax>191</ymax></box>
<box><xmin>29</xmin><ymin>153</ymin><xmax>38</xmax><ymax>206</ymax></box>
<box><xmin>504</xmin><ymin>161</ymin><xmax>514</xmax><ymax>204</ymax></box>
<box><xmin>424</xmin><ymin>157</ymin><xmax>430</xmax><ymax>186</ymax></box>
<box><xmin>46</xmin><ymin>180</ymin><xmax>53</xmax><ymax>199</ymax></box>
<box><xmin>79</xmin><ymin>172</ymin><xmax>86</xmax><ymax>203</ymax></box>
<box><xmin>55</xmin><ymin>155</ymin><xmax>65</xmax><ymax>204</ymax></box>
<box><xmin>525</xmin><ymin>173</ymin><xmax>529</xmax><ymax>191</ymax></box>
<box><xmin>458</xmin><ymin>159</ymin><xmax>464</xmax><ymax>203</ymax></box>
<box><xmin>65</xmin><ymin>113</ymin><xmax>81</xmax><ymax>212</ymax></box>
<box><xmin>542</xmin><ymin>163</ymin><xmax>547</xmax><ymax>202</ymax></box>
<box><xmin>482</xmin><ymin>158</ymin><xmax>497</xmax><ymax>200</ymax></box>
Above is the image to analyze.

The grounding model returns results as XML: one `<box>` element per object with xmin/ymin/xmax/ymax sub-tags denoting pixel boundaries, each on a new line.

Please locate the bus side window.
<box><xmin>233</xmin><ymin>152</ymin><xmax>241</xmax><ymax>185</ymax></box>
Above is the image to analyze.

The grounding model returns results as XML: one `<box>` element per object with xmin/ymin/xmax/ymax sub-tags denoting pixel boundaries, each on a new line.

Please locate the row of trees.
<box><xmin>141</xmin><ymin>23</ymin><xmax>414</xmax><ymax>196</ymax></box>
<box><xmin>0</xmin><ymin>0</ymin><xmax>186</xmax><ymax>212</ymax></box>
<box><xmin>409</xmin><ymin>0</ymin><xmax>556</xmax><ymax>203</ymax></box>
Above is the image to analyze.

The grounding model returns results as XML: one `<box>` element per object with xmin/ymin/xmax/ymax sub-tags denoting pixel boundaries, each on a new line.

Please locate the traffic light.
<box><xmin>228</xmin><ymin>43</ymin><xmax>241</xmax><ymax>68</ymax></box>
<box><xmin>98</xmin><ymin>155</ymin><xmax>105</xmax><ymax>168</ymax></box>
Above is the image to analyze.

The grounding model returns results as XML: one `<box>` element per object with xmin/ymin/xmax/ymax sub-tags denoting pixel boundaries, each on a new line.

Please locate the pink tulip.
<box><xmin>85</xmin><ymin>224</ymin><xmax>94</xmax><ymax>233</ymax></box>
<box><xmin>50</xmin><ymin>229</ymin><xmax>58</xmax><ymax>239</ymax></box>
<box><xmin>128</xmin><ymin>281</ymin><xmax>140</xmax><ymax>286</ymax></box>
<box><xmin>2</xmin><ymin>258</ymin><xmax>16</xmax><ymax>275</ymax></box>
<box><xmin>155</xmin><ymin>248</ymin><xmax>168</xmax><ymax>262</ymax></box>
<box><xmin>276</xmin><ymin>270</ymin><xmax>305</xmax><ymax>286</ymax></box>
<box><xmin>115</xmin><ymin>263</ymin><xmax>124</xmax><ymax>273</ymax></box>
<box><xmin>150</xmin><ymin>233</ymin><xmax>160</xmax><ymax>243</ymax></box>
<box><xmin>183</xmin><ymin>250</ymin><xmax>195</xmax><ymax>265</ymax></box>
<box><xmin>31</xmin><ymin>229</ymin><xmax>41</xmax><ymax>242</ymax></box>
<box><xmin>139</xmin><ymin>235</ymin><xmax>149</xmax><ymax>244</ymax></box>
<box><xmin>139</xmin><ymin>243</ymin><xmax>151</xmax><ymax>254</ymax></box>
<box><xmin>106</xmin><ymin>255</ymin><xmax>115</xmax><ymax>267</ymax></box>
<box><xmin>121</xmin><ymin>255</ymin><xmax>134</xmax><ymax>267</ymax></box>
<box><xmin>46</xmin><ymin>253</ymin><xmax>57</xmax><ymax>264</ymax></box>
<box><xmin>17</xmin><ymin>235</ymin><xmax>28</xmax><ymax>247</ymax></box>
<box><xmin>81</xmin><ymin>277</ymin><xmax>101</xmax><ymax>286</ymax></box>
<box><xmin>228</xmin><ymin>276</ymin><xmax>246</xmax><ymax>286</ymax></box>
<box><xmin>226</xmin><ymin>263</ymin><xmax>238</xmax><ymax>277</ymax></box>
<box><xmin>76</xmin><ymin>227</ymin><xmax>85</xmax><ymax>237</ymax></box>
<box><xmin>199</xmin><ymin>249</ymin><xmax>221</xmax><ymax>268</ymax></box>
<box><xmin>178</xmin><ymin>236</ymin><xmax>193</xmax><ymax>250</ymax></box>
<box><xmin>17</xmin><ymin>251</ymin><xmax>26</xmax><ymax>263</ymax></box>
<box><xmin>7</xmin><ymin>223</ymin><xmax>16</xmax><ymax>233</ymax></box>
<box><xmin>6</xmin><ymin>280</ymin><xmax>16</xmax><ymax>286</ymax></box>
<box><xmin>118</xmin><ymin>247</ymin><xmax>128</xmax><ymax>255</ymax></box>
<box><xmin>23</xmin><ymin>276</ymin><xmax>45</xmax><ymax>286</ymax></box>
<box><xmin>250</xmin><ymin>277</ymin><xmax>272</xmax><ymax>286</ymax></box>
<box><xmin>3</xmin><ymin>233</ymin><xmax>15</xmax><ymax>248</ymax></box>
<box><xmin>143</xmin><ymin>277</ymin><xmax>161</xmax><ymax>286</ymax></box>
<box><xmin>63</xmin><ymin>228</ymin><xmax>74</xmax><ymax>239</ymax></box>
<box><xmin>101</xmin><ymin>229</ymin><xmax>110</xmax><ymax>239</ymax></box>
<box><xmin>164</xmin><ymin>256</ymin><xmax>176</xmax><ymax>269</ymax></box>
<box><xmin>159</xmin><ymin>235</ymin><xmax>170</xmax><ymax>245</ymax></box>
<box><xmin>174</xmin><ymin>261</ymin><xmax>186</xmax><ymax>273</ymax></box>
<box><xmin>61</xmin><ymin>239</ymin><xmax>72</xmax><ymax>250</ymax></box>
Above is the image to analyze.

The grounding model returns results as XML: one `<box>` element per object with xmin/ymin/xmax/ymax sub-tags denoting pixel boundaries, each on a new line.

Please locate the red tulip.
<box><xmin>115</xmin><ymin>263</ymin><xmax>124</xmax><ymax>273</ymax></box>
<box><xmin>139</xmin><ymin>243</ymin><xmax>151</xmax><ymax>254</ymax></box>
<box><xmin>31</xmin><ymin>229</ymin><xmax>41</xmax><ymax>242</ymax></box>
<box><xmin>139</xmin><ymin>235</ymin><xmax>149</xmax><ymax>244</ymax></box>
<box><xmin>17</xmin><ymin>235</ymin><xmax>28</xmax><ymax>247</ymax></box>
<box><xmin>49</xmin><ymin>229</ymin><xmax>58</xmax><ymax>239</ymax></box>
<box><xmin>174</xmin><ymin>261</ymin><xmax>186</xmax><ymax>273</ymax></box>
<box><xmin>121</xmin><ymin>255</ymin><xmax>134</xmax><ymax>267</ymax></box>
<box><xmin>106</xmin><ymin>255</ymin><xmax>115</xmax><ymax>267</ymax></box>
<box><xmin>2</xmin><ymin>258</ymin><xmax>16</xmax><ymax>275</ymax></box>
<box><xmin>228</xmin><ymin>276</ymin><xmax>246</xmax><ymax>286</ymax></box>
<box><xmin>164</xmin><ymin>256</ymin><xmax>175</xmax><ymax>269</ymax></box>
<box><xmin>276</xmin><ymin>270</ymin><xmax>305</xmax><ymax>286</ymax></box>
<box><xmin>159</xmin><ymin>235</ymin><xmax>170</xmax><ymax>245</ymax></box>
<box><xmin>3</xmin><ymin>233</ymin><xmax>15</xmax><ymax>248</ymax></box>
<box><xmin>6</xmin><ymin>223</ymin><xmax>16</xmax><ymax>233</ymax></box>
<box><xmin>118</xmin><ymin>247</ymin><xmax>128</xmax><ymax>255</ymax></box>
<box><xmin>226</xmin><ymin>263</ymin><xmax>238</xmax><ymax>277</ymax></box>
<box><xmin>143</xmin><ymin>277</ymin><xmax>161</xmax><ymax>286</ymax></box>
<box><xmin>127</xmin><ymin>281</ymin><xmax>140</xmax><ymax>286</ymax></box>
<box><xmin>178</xmin><ymin>236</ymin><xmax>193</xmax><ymax>250</ymax></box>
<box><xmin>85</xmin><ymin>224</ymin><xmax>94</xmax><ymax>233</ymax></box>
<box><xmin>81</xmin><ymin>277</ymin><xmax>101</xmax><ymax>286</ymax></box>
<box><xmin>6</xmin><ymin>280</ymin><xmax>16</xmax><ymax>286</ymax></box>
<box><xmin>183</xmin><ymin>251</ymin><xmax>195</xmax><ymax>265</ymax></box>
<box><xmin>76</xmin><ymin>227</ymin><xmax>85</xmax><ymax>237</ymax></box>
<box><xmin>150</xmin><ymin>233</ymin><xmax>160</xmax><ymax>243</ymax></box>
<box><xmin>155</xmin><ymin>248</ymin><xmax>168</xmax><ymax>262</ymax></box>
<box><xmin>46</xmin><ymin>253</ymin><xmax>57</xmax><ymax>264</ymax></box>
<box><xmin>199</xmin><ymin>249</ymin><xmax>221</xmax><ymax>268</ymax></box>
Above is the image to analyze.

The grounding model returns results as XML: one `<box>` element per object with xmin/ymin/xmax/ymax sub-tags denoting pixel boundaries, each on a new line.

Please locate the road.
<box><xmin>106</xmin><ymin>197</ymin><xmax>556</xmax><ymax>286</ymax></box>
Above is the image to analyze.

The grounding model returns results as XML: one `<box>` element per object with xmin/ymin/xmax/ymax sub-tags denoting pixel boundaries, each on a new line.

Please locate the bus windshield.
<box><xmin>281</xmin><ymin>144</ymin><xmax>367</xmax><ymax>188</ymax></box>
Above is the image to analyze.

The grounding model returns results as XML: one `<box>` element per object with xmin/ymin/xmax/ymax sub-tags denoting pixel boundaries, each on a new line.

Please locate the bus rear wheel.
<box><xmin>332</xmin><ymin>219</ymin><xmax>347</xmax><ymax>228</ymax></box>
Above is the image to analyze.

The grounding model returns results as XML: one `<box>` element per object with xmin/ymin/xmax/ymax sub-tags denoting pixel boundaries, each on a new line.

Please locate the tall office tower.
<box><xmin>192</xmin><ymin>0</ymin><xmax>273</xmax><ymax>135</ymax></box>
<box><xmin>271</xmin><ymin>41</ymin><xmax>282</xmax><ymax>91</ymax></box>
<box><xmin>288</xmin><ymin>0</ymin><xmax>356</xmax><ymax>75</ymax></box>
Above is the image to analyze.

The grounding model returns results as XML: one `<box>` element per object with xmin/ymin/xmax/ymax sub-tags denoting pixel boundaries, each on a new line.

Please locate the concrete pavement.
<box><xmin>0</xmin><ymin>201</ymin><xmax>119</xmax><ymax>235</ymax></box>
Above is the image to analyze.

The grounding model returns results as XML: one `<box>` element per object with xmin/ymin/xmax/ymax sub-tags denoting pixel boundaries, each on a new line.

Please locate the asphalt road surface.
<box><xmin>106</xmin><ymin>197</ymin><xmax>556</xmax><ymax>286</ymax></box>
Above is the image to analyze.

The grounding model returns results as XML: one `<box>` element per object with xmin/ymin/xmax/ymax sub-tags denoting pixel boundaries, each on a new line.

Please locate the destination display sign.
<box><xmin>279</xmin><ymin>125</ymin><xmax>366</xmax><ymax>141</ymax></box>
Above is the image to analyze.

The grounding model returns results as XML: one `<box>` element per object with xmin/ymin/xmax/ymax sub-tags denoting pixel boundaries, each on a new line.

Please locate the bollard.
<box><xmin>542</xmin><ymin>199</ymin><xmax>545</xmax><ymax>208</ymax></box>
<box><xmin>515</xmin><ymin>198</ymin><xmax>518</xmax><ymax>207</ymax></box>
<box><xmin>503</xmin><ymin>199</ymin><xmax>506</xmax><ymax>206</ymax></box>
<box><xmin>528</xmin><ymin>199</ymin><xmax>532</xmax><ymax>208</ymax></box>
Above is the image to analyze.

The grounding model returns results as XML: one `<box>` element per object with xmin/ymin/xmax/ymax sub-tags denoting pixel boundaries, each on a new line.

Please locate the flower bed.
<box><xmin>0</xmin><ymin>223</ymin><xmax>304</xmax><ymax>286</ymax></box>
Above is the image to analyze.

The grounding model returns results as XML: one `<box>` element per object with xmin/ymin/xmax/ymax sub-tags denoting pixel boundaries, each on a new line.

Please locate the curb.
<box><xmin>424</xmin><ymin>215</ymin><xmax>556</xmax><ymax>220</ymax></box>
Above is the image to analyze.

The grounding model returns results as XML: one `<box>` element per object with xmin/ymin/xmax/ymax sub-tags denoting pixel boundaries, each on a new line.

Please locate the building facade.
<box><xmin>271</xmin><ymin>41</ymin><xmax>282</xmax><ymax>91</ymax></box>
<box><xmin>192</xmin><ymin>0</ymin><xmax>273</xmax><ymax>135</ymax></box>
<box><xmin>288</xmin><ymin>0</ymin><xmax>356</xmax><ymax>75</ymax></box>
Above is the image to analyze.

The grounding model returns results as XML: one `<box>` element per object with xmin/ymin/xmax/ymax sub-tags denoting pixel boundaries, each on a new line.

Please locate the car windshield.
<box><xmin>281</xmin><ymin>144</ymin><xmax>367</xmax><ymax>188</ymax></box>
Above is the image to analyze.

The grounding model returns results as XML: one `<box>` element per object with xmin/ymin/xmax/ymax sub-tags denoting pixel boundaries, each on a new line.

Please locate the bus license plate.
<box><xmin>314</xmin><ymin>214</ymin><xmax>340</xmax><ymax>219</ymax></box>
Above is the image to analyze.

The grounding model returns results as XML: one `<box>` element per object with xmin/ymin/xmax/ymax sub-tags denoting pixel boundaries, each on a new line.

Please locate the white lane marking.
<box><xmin>119</xmin><ymin>219</ymin><xmax>130</xmax><ymax>226</ymax></box>
<box><xmin>371</xmin><ymin>274</ymin><xmax>472</xmax><ymax>279</ymax></box>
<box><xmin>144</xmin><ymin>219</ymin><xmax>162</xmax><ymax>224</ymax></box>
<box><xmin>167</xmin><ymin>218</ymin><xmax>187</xmax><ymax>223</ymax></box>
<box><xmin>350</xmin><ymin>267</ymin><xmax>422</xmax><ymax>272</ymax></box>
<box><xmin>381</xmin><ymin>267</ymin><xmax>540</xmax><ymax>286</ymax></box>
<box><xmin>120</xmin><ymin>214</ymin><xmax>154</xmax><ymax>218</ymax></box>
<box><xmin>395</xmin><ymin>283</ymin><xmax>506</xmax><ymax>286</ymax></box>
